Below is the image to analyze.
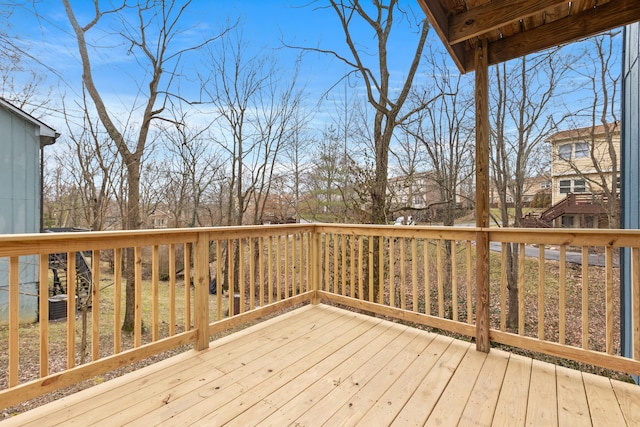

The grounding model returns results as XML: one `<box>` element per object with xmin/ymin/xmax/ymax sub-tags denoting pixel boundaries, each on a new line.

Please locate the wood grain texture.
<box><xmin>6</xmin><ymin>304</ymin><xmax>638</xmax><ymax>426</ymax></box>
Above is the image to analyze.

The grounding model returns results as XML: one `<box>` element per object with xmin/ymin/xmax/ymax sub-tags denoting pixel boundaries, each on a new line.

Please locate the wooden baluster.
<box><xmin>114</xmin><ymin>248</ymin><xmax>122</xmax><ymax>353</ymax></box>
<box><xmin>582</xmin><ymin>246</ymin><xmax>589</xmax><ymax>349</ymax></box>
<box><xmin>39</xmin><ymin>254</ymin><xmax>49</xmax><ymax>377</ymax></box>
<box><xmin>538</xmin><ymin>245</ymin><xmax>545</xmax><ymax>340</ymax></box>
<box><xmin>559</xmin><ymin>245</ymin><xmax>566</xmax><ymax>345</ymax></box>
<box><xmin>134</xmin><ymin>247</ymin><xmax>142</xmax><ymax>347</ymax></box>
<box><xmin>239</xmin><ymin>238</ymin><xmax>245</xmax><ymax>313</ymax></box>
<box><xmin>400</xmin><ymin>237</ymin><xmax>406</xmax><ymax>310</ymax></box>
<box><xmin>92</xmin><ymin>249</ymin><xmax>101</xmax><ymax>359</ymax></box>
<box><xmin>9</xmin><ymin>256</ymin><xmax>19</xmax><ymax>386</ymax></box>
<box><xmin>518</xmin><ymin>243</ymin><xmax>525</xmax><ymax>336</ymax></box>
<box><xmin>412</xmin><ymin>238</ymin><xmax>418</xmax><ymax>312</ymax></box>
<box><xmin>183</xmin><ymin>243</ymin><xmax>191</xmax><ymax>330</ymax></box>
<box><xmin>169</xmin><ymin>244</ymin><xmax>176</xmax><ymax>335</ymax></box>
<box><xmin>217</xmin><ymin>241</ymin><xmax>224</xmax><ymax>319</ymax></box>
<box><xmin>633</xmin><ymin>247</ymin><xmax>640</xmax><ymax>361</ymax></box>
<box><xmin>500</xmin><ymin>243</ymin><xmax>507</xmax><ymax>331</ymax></box>
<box><xmin>151</xmin><ymin>246</ymin><xmax>159</xmax><ymax>342</ymax></box>
<box><xmin>452</xmin><ymin>240</ymin><xmax>458</xmax><ymax>321</ymax></box>
<box><xmin>424</xmin><ymin>239</ymin><xmax>430</xmax><ymax>315</ymax></box>
<box><xmin>368</xmin><ymin>236</ymin><xmax>374</xmax><ymax>302</ymax></box>
<box><xmin>437</xmin><ymin>239</ymin><xmax>443</xmax><ymax>317</ymax></box>
<box><xmin>67</xmin><ymin>252</ymin><xmax>77</xmax><ymax>365</ymax></box>
<box><xmin>466</xmin><ymin>241</ymin><xmax>473</xmax><ymax>324</ymax></box>
<box><xmin>276</xmin><ymin>236</ymin><xmax>282</xmax><ymax>301</ymax></box>
<box><xmin>605</xmin><ymin>245</ymin><xmax>613</xmax><ymax>354</ymax></box>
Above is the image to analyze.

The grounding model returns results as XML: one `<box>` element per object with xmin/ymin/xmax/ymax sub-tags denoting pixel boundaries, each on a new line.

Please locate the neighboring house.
<box><xmin>489</xmin><ymin>175</ymin><xmax>551</xmax><ymax>208</ymax></box>
<box><xmin>387</xmin><ymin>171</ymin><xmax>471</xmax><ymax>222</ymax></box>
<box><xmin>147</xmin><ymin>209</ymin><xmax>172</xmax><ymax>229</ymax></box>
<box><xmin>387</xmin><ymin>171</ymin><xmax>443</xmax><ymax>214</ymax></box>
<box><xmin>0</xmin><ymin>98</ymin><xmax>59</xmax><ymax>323</ymax></box>
<box><xmin>548</xmin><ymin>123</ymin><xmax>621</xmax><ymax>206</ymax></box>
<box><xmin>523</xmin><ymin>123</ymin><xmax>620</xmax><ymax>228</ymax></box>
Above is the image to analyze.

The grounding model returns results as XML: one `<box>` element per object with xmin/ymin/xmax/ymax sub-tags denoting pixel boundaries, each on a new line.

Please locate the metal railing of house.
<box><xmin>1</xmin><ymin>224</ymin><xmax>639</xmax><ymax>409</ymax></box>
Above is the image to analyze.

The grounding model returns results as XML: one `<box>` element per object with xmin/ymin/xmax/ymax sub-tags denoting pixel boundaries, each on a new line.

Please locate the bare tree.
<box><xmin>397</xmin><ymin>51</ymin><xmax>474</xmax><ymax>318</ymax></box>
<box><xmin>201</xmin><ymin>30</ymin><xmax>304</xmax><ymax>227</ymax></box>
<box><xmin>279</xmin><ymin>111</ymin><xmax>315</xmax><ymax>222</ymax></box>
<box><xmin>304</xmin><ymin>134</ymin><xmax>346</xmax><ymax>221</ymax></box>
<box><xmin>200</xmin><ymin>30</ymin><xmax>304</xmax><ymax>294</ymax></box>
<box><xmin>55</xmin><ymin>89</ymin><xmax>119</xmax><ymax>231</ymax></box>
<box><xmin>62</xmin><ymin>0</ymin><xmax>228</xmax><ymax>331</ymax></box>
<box><xmin>295</xmin><ymin>0</ymin><xmax>430</xmax><ymax>224</ymax></box>
<box><xmin>557</xmin><ymin>32</ymin><xmax>621</xmax><ymax>228</ymax></box>
<box><xmin>401</xmin><ymin>51</ymin><xmax>475</xmax><ymax>226</ymax></box>
<box><xmin>158</xmin><ymin>110</ymin><xmax>224</xmax><ymax>228</ymax></box>
<box><xmin>490</xmin><ymin>50</ymin><xmax>572</xmax><ymax>329</ymax></box>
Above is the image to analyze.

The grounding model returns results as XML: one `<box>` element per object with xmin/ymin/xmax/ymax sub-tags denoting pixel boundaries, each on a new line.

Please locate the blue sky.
<box><xmin>7</xmin><ymin>0</ymin><xmax>435</xmax><ymax>132</ymax></box>
<box><xmin>5</xmin><ymin>0</ymin><xmax>622</xmax><ymax>170</ymax></box>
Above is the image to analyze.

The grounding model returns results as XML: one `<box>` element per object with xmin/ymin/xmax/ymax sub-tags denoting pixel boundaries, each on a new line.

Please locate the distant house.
<box><xmin>147</xmin><ymin>209</ymin><xmax>172</xmax><ymax>229</ymax></box>
<box><xmin>547</xmin><ymin>123</ymin><xmax>620</xmax><ymax>228</ymax></box>
<box><xmin>387</xmin><ymin>172</ymin><xmax>442</xmax><ymax>220</ymax></box>
<box><xmin>387</xmin><ymin>171</ymin><xmax>472</xmax><ymax>223</ymax></box>
<box><xmin>523</xmin><ymin>123</ymin><xmax>620</xmax><ymax>228</ymax></box>
<box><xmin>489</xmin><ymin>175</ymin><xmax>551</xmax><ymax>208</ymax></box>
<box><xmin>0</xmin><ymin>98</ymin><xmax>59</xmax><ymax>323</ymax></box>
<box><xmin>548</xmin><ymin>123</ymin><xmax>620</xmax><ymax>204</ymax></box>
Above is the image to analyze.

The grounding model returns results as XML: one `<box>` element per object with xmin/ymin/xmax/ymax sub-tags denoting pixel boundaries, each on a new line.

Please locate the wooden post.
<box><xmin>475</xmin><ymin>38</ymin><xmax>491</xmax><ymax>353</ymax></box>
<box><xmin>194</xmin><ymin>232</ymin><xmax>210</xmax><ymax>351</ymax></box>
<box><xmin>311</xmin><ymin>230</ymin><xmax>321</xmax><ymax>304</ymax></box>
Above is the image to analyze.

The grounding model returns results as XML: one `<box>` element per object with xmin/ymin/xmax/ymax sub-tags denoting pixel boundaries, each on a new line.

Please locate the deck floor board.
<box><xmin>2</xmin><ymin>304</ymin><xmax>640</xmax><ymax>426</ymax></box>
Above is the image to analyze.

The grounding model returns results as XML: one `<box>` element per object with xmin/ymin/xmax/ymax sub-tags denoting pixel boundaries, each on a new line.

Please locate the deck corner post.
<box><xmin>475</xmin><ymin>38</ymin><xmax>491</xmax><ymax>353</ymax></box>
<box><xmin>194</xmin><ymin>231</ymin><xmax>210</xmax><ymax>351</ymax></box>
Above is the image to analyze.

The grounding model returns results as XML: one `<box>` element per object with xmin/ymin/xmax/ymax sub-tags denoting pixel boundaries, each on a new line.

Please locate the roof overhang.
<box><xmin>417</xmin><ymin>0</ymin><xmax>640</xmax><ymax>74</ymax></box>
<box><xmin>0</xmin><ymin>97</ymin><xmax>59</xmax><ymax>147</ymax></box>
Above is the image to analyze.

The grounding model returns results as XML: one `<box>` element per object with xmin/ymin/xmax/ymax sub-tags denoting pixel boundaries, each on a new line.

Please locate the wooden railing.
<box><xmin>1</xmin><ymin>224</ymin><xmax>639</xmax><ymax>409</ymax></box>
<box><xmin>316</xmin><ymin>225</ymin><xmax>640</xmax><ymax>378</ymax></box>
<box><xmin>0</xmin><ymin>225</ymin><xmax>315</xmax><ymax>410</ymax></box>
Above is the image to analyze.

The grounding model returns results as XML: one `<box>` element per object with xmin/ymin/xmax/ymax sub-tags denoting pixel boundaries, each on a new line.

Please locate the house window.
<box><xmin>558</xmin><ymin>144</ymin><xmax>572</xmax><ymax>160</ymax></box>
<box><xmin>540</xmin><ymin>181</ymin><xmax>551</xmax><ymax>189</ymax></box>
<box><xmin>574</xmin><ymin>142</ymin><xmax>589</xmax><ymax>158</ymax></box>
<box><xmin>559</xmin><ymin>180</ymin><xmax>571</xmax><ymax>194</ymax></box>
<box><xmin>561</xmin><ymin>215</ymin><xmax>574</xmax><ymax>228</ymax></box>
<box><xmin>573</xmin><ymin>179</ymin><xmax>586</xmax><ymax>193</ymax></box>
<box><xmin>585</xmin><ymin>216</ymin><xmax>595</xmax><ymax>228</ymax></box>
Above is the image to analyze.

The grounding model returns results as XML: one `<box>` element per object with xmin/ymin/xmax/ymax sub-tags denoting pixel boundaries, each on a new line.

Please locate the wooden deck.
<box><xmin>2</xmin><ymin>304</ymin><xmax>640</xmax><ymax>426</ymax></box>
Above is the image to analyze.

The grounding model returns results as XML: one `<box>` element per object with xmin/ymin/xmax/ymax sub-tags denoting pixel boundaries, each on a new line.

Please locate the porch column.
<box><xmin>475</xmin><ymin>39</ymin><xmax>491</xmax><ymax>352</ymax></box>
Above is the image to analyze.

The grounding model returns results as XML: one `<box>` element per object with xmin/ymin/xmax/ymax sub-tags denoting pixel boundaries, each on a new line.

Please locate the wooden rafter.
<box><xmin>449</xmin><ymin>0</ymin><xmax>567</xmax><ymax>45</ymax></box>
<box><xmin>418</xmin><ymin>0</ymin><xmax>640</xmax><ymax>73</ymax></box>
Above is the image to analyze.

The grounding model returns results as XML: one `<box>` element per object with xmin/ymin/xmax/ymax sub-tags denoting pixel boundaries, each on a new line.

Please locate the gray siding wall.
<box><xmin>0</xmin><ymin>106</ymin><xmax>41</xmax><ymax>323</ymax></box>
<box><xmin>621</xmin><ymin>22</ymin><xmax>640</xmax><ymax>378</ymax></box>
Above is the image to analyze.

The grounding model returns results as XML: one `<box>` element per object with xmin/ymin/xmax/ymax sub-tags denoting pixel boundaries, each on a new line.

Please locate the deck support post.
<box><xmin>475</xmin><ymin>39</ymin><xmax>491</xmax><ymax>353</ymax></box>
<box><xmin>194</xmin><ymin>232</ymin><xmax>210</xmax><ymax>351</ymax></box>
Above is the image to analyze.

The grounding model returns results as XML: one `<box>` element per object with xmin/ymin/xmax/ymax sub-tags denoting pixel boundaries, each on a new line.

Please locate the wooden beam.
<box><xmin>449</xmin><ymin>0</ymin><xmax>568</xmax><ymax>45</ymax></box>
<box><xmin>475</xmin><ymin>39</ymin><xmax>490</xmax><ymax>353</ymax></box>
<box><xmin>464</xmin><ymin>0</ymin><xmax>640</xmax><ymax>71</ymax></box>
<box><xmin>417</xmin><ymin>0</ymin><xmax>469</xmax><ymax>72</ymax></box>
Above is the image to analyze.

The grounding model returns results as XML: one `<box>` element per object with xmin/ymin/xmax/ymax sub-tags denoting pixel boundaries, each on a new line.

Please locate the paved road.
<box><xmin>489</xmin><ymin>242</ymin><xmax>618</xmax><ymax>267</ymax></box>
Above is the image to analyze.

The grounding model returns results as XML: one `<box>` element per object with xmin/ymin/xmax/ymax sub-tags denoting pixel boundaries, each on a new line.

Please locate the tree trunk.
<box><xmin>122</xmin><ymin>161</ymin><xmax>141</xmax><ymax>332</ymax></box>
